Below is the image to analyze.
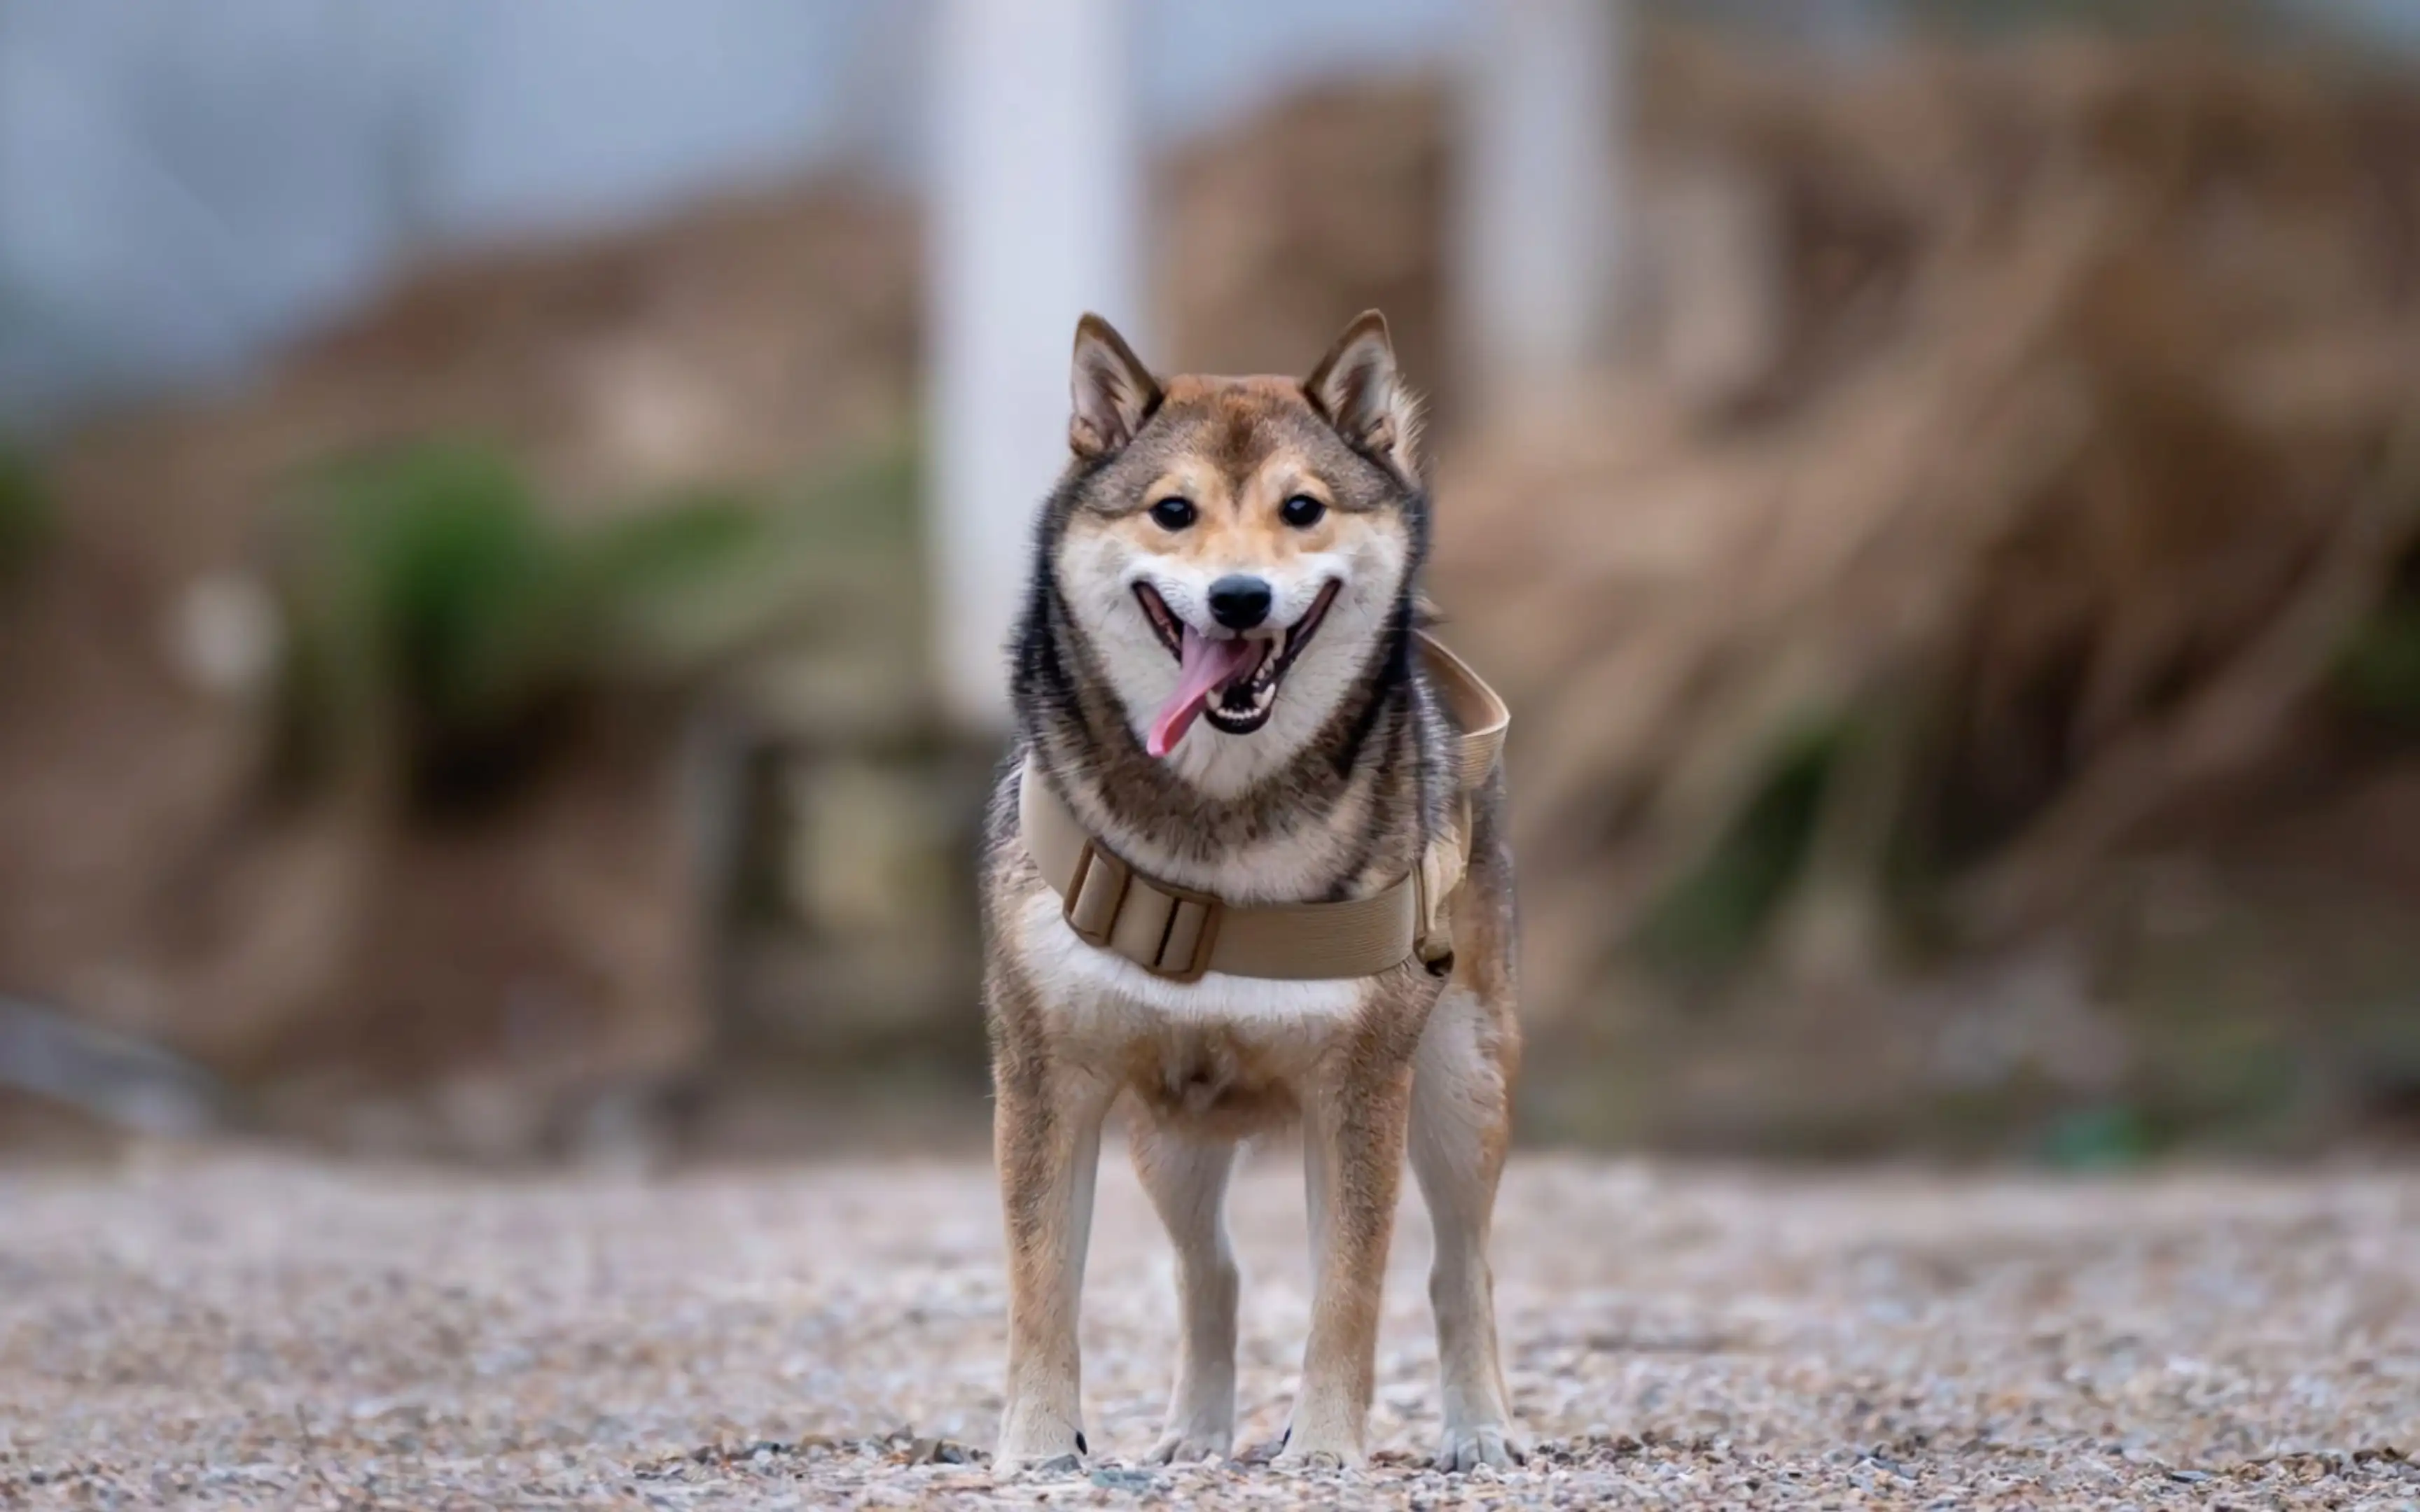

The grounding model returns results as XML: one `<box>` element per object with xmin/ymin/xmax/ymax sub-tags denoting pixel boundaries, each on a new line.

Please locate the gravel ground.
<box><xmin>2</xmin><ymin>1147</ymin><xmax>2416</xmax><ymax>1509</ymax></box>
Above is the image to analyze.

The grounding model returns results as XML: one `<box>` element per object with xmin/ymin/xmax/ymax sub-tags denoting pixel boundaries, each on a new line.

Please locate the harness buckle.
<box><xmin>1064</xmin><ymin>839</ymin><xmax>1224</xmax><ymax>983</ymax></box>
<box><xmin>1413</xmin><ymin>860</ymin><xmax>1456</xmax><ymax>977</ymax></box>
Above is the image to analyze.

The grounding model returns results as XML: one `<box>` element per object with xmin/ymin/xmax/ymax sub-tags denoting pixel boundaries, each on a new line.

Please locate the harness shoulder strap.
<box><xmin>1420</xmin><ymin>632</ymin><xmax>1509</xmax><ymax>794</ymax></box>
<box><xmin>1409</xmin><ymin>634</ymin><xmax>1503</xmax><ymax>970</ymax></box>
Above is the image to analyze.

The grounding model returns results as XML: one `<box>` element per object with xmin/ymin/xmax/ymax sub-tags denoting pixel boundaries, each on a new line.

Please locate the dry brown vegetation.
<box><xmin>1433</xmin><ymin>36</ymin><xmax>2420</xmax><ymax>1151</ymax></box>
<box><xmin>7</xmin><ymin>32</ymin><xmax>2420</xmax><ymax>1159</ymax></box>
<box><xmin>1167</xmin><ymin>33</ymin><xmax>2420</xmax><ymax>1152</ymax></box>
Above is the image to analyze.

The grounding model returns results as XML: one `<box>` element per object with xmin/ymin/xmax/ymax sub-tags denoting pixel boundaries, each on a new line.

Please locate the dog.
<box><xmin>980</xmin><ymin>310</ymin><xmax>1521</xmax><ymax>1474</ymax></box>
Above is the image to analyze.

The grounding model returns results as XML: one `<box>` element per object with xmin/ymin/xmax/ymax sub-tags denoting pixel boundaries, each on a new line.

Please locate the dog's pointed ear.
<box><xmin>1069</xmin><ymin>314</ymin><xmax>1160</xmax><ymax>461</ymax></box>
<box><xmin>1305</xmin><ymin>309</ymin><xmax>1421</xmax><ymax>479</ymax></box>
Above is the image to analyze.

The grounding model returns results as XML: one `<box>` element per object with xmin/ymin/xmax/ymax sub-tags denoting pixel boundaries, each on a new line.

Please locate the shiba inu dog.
<box><xmin>981</xmin><ymin>311</ymin><xmax>1522</xmax><ymax>1474</ymax></box>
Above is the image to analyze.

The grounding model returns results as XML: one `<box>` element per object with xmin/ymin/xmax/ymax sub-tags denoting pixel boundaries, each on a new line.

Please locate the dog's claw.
<box><xmin>993</xmin><ymin>1420</ymin><xmax>1087</xmax><ymax>1479</ymax></box>
<box><xmin>1144</xmin><ymin>1432</ymin><xmax>1230</xmax><ymax>1465</ymax></box>
<box><xmin>1272</xmin><ymin>1447</ymin><xmax>1351</xmax><ymax>1472</ymax></box>
<box><xmin>1435</xmin><ymin>1424</ymin><xmax>1526</xmax><ymax>1473</ymax></box>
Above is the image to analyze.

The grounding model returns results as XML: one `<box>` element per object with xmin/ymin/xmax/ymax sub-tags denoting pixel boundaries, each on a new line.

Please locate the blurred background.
<box><xmin>4</xmin><ymin>0</ymin><xmax>2419</xmax><ymax>1169</ymax></box>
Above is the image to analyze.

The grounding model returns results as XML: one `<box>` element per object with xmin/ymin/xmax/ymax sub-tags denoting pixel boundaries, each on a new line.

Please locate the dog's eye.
<box><xmin>1280</xmin><ymin>495</ymin><xmax>1327</xmax><ymax>529</ymax></box>
<box><xmin>1148</xmin><ymin>497</ymin><xmax>1196</xmax><ymax>531</ymax></box>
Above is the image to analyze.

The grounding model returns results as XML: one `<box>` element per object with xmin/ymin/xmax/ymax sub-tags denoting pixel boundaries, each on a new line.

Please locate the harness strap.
<box><xmin>1421</xmin><ymin>634</ymin><xmax>1510</xmax><ymax>792</ymax></box>
<box><xmin>1020</xmin><ymin>633</ymin><xmax>1506</xmax><ymax>983</ymax></box>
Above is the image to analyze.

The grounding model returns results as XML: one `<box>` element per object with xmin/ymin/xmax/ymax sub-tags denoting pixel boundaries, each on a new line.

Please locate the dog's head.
<box><xmin>1039</xmin><ymin>311</ymin><xmax>1427</xmax><ymax>787</ymax></box>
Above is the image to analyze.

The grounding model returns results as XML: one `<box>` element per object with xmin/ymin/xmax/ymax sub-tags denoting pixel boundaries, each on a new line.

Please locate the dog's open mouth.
<box><xmin>1135</xmin><ymin>580</ymin><xmax>1340</xmax><ymax>756</ymax></box>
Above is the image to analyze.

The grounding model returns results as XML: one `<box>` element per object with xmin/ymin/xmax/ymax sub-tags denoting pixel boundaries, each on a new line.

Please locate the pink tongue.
<box><xmin>1147</xmin><ymin>629</ymin><xmax>1260</xmax><ymax>757</ymax></box>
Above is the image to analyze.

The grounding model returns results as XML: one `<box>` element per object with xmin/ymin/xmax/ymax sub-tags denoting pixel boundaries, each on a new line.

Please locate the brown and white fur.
<box><xmin>981</xmin><ymin>312</ymin><xmax>1522</xmax><ymax>1474</ymax></box>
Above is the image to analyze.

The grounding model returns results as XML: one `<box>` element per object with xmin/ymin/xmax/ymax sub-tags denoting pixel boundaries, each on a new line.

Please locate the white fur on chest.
<box><xmin>1012</xmin><ymin>888</ymin><xmax>1371</xmax><ymax>1051</ymax></box>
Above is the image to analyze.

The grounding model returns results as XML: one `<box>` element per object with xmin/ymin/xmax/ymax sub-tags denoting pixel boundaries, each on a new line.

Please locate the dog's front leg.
<box><xmin>1279</xmin><ymin>1063</ymin><xmax>1414</xmax><ymax>1469</ymax></box>
<box><xmin>994</xmin><ymin>1050</ymin><xmax>1114</xmax><ymax>1473</ymax></box>
<box><xmin>1131</xmin><ymin>1122</ymin><xmax>1241</xmax><ymax>1462</ymax></box>
<box><xmin>1410</xmin><ymin>986</ymin><xmax>1526</xmax><ymax>1470</ymax></box>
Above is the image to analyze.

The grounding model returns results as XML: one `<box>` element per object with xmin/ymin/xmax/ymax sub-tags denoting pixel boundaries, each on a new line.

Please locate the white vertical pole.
<box><xmin>929</xmin><ymin>0</ymin><xmax>1139</xmax><ymax>730</ymax></box>
<box><xmin>1456</xmin><ymin>0</ymin><xmax>1626</xmax><ymax>411</ymax></box>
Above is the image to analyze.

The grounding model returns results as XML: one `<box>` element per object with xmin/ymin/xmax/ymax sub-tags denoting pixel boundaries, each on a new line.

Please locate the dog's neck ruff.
<box><xmin>1020</xmin><ymin>633</ymin><xmax>1508</xmax><ymax>983</ymax></box>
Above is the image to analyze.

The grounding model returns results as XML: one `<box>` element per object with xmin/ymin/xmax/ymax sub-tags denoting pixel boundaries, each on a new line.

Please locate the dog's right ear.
<box><xmin>1069</xmin><ymin>314</ymin><xmax>1160</xmax><ymax>461</ymax></box>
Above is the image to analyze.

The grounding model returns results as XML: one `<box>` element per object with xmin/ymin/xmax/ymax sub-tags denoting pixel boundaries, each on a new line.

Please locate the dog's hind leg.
<box><xmin>1129</xmin><ymin>1121</ymin><xmax>1240</xmax><ymax>1463</ymax></box>
<box><xmin>1278</xmin><ymin>1064</ymin><xmax>1413</xmax><ymax>1469</ymax></box>
<box><xmin>992</xmin><ymin>1032</ymin><xmax>1115</xmax><ymax>1474</ymax></box>
<box><xmin>1408</xmin><ymin>984</ymin><xmax>1525</xmax><ymax>1471</ymax></box>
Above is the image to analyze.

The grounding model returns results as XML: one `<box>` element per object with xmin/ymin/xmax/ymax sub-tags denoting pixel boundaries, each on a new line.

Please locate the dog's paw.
<box><xmin>1269</xmin><ymin>1425</ymin><xmax>1361</xmax><ymax>1473</ymax></box>
<box><xmin>1271</xmin><ymin>1446</ymin><xmax>1357</xmax><ymax>1472</ymax></box>
<box><xmin>1144</xmin><ymin>1427</ymin><xmax>1231</xmax><ymax>1465</ymax></box>
<box><xmin>1435</xmin><ymin>1422</ymin><xmax>1527</xmax><ymax>1473</ymax></box>
<box><xmin>994</xmin><ymin>1424</ymin><xmax>1087</xmax><ymax>1478</ymax></box>
<box><xmin>994</xmin><ymin>1451</ymin><xmax>1083</xmax><ymax>1478</ymax></box>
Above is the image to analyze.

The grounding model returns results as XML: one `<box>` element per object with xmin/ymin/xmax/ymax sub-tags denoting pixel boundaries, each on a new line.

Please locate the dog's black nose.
<box><xmin>1206</xmin><ymin>575</ymin><xmax>1272</xmax><ymax>631</ymax></box>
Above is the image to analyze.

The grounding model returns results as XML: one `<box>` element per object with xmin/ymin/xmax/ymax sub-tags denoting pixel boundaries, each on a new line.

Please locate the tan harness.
<box><xmin>1019</xmin><ymin>634</ymin><xmax>1508</xmax><ymax>983</ymax></box>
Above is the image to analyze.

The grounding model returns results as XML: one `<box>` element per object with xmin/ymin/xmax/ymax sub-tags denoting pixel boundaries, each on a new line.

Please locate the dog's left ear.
<box><xmin>1305</xmin><ymin>310</ymin><xmax>1421</xmax><ymax>479</ymax></box>
<box><xmin>1069</xmin><ymin>314</ymin><xmax>1161</xmax><ymax>461</ymax></box>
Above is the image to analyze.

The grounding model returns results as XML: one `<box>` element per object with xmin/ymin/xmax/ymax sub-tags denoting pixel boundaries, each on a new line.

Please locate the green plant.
<box><xmin>0</xmin><ymin>444</ymin><xmax>52</xmax><ymax>583</ymax></box>
<box><xmin>2334</xmin><ymin>594</ymin><xmax>2420</xmax><ymax>729</ymax></box>
<box><xmin>2038</xmin><ymin>1102</ymin><xmax>2155</xmax><ymax>1170</ymax></box>
<box><xmin>268</xmin><ymin>441</ymin><xmax>793</xmax><ymax>815</ymax></box>
<box><xmin>1634</xmin><ymin>717</ymin><xmax>1848</xmax><ymax>979</ymax></box>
